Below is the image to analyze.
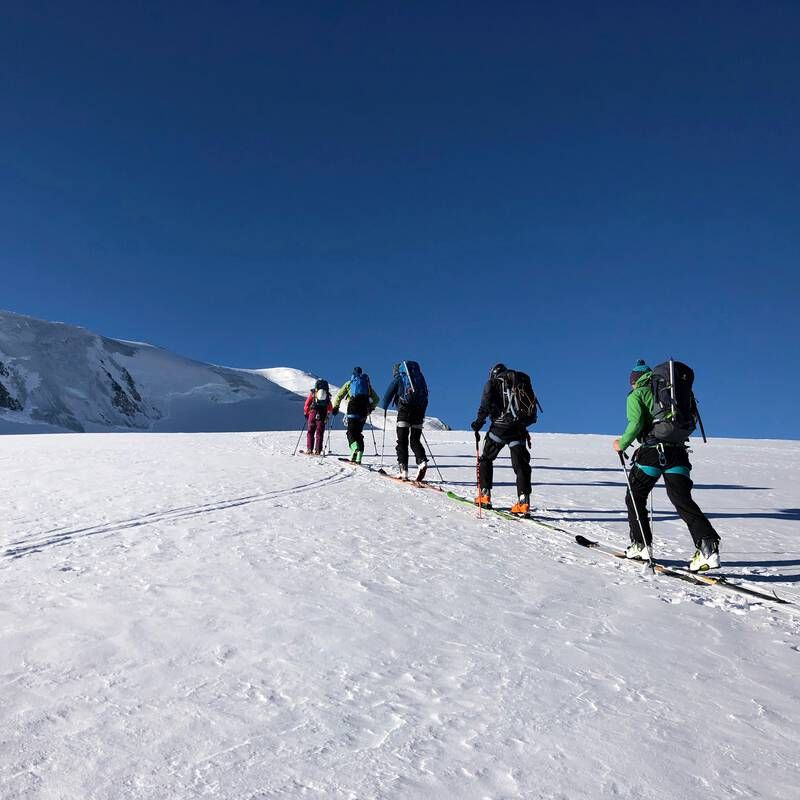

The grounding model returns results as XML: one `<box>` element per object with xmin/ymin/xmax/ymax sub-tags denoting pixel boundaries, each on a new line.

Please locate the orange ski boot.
<box><xmin>475</xmin><ymin>489</ymin><xmax>492</xmax><ymax>509</ymax></box>
<box><xmin>511</xmin><ymin>493</ymin><xmax>530</xmax><ymax>517</ymax></box>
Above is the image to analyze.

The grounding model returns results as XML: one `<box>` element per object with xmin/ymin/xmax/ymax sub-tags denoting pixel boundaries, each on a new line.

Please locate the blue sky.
<box><xmin>1</xmin><ymin>1</ymin><xmax>798</xmax><ymax>438</ymax></box>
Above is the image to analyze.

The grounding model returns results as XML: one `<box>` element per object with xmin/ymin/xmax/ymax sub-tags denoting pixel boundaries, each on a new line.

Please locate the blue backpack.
<box><xmin>398</xmin><ymin>361</ymin><xmax>428</xmax><ymax>407</ymax></box>
<box><xmin>350</xmin><ymin>373</ymin><xmax>370</xmax><ymax>398</ymax></box>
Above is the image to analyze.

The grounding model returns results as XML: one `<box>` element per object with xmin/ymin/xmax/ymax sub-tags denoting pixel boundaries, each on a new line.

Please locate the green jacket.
<box><xmin>618</xmin><ymin>371</ymin><xmax>654</xmax><ymax>450</ymax></box>
<box><xmin>332</xmin><ymin>380</ymin><xmax>380</xmax><ymax>412</ymax></box>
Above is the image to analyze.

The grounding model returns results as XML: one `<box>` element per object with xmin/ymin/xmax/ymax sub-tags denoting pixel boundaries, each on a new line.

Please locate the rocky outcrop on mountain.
<box><xmin>0</xmin><ymin>311</ymin><xmax>303</xmax><ymax>433</ymax></box>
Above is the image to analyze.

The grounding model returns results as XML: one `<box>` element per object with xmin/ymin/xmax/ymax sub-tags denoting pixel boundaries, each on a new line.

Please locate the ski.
<box><xmin>336</xmin><ymin>460</ymin><xmax>443</xmax><ymax>492</ymax></box>
<box><xmin>446</xmin><ymin>491</ymin><xmax>569</xmax><ymax>528</ymax></box>
<box><xmin>446</xmin><ymin>491</ymin><xmax>529</xmax><ymax>522</ymax></box>
<box><xmin>373</xmin><ymin>468</ymin><xmax>444</xmax><ymax>493</ymax></box>
<box><xmin>575</xmin><ymin>534</ymin><xmax>791</xmax><ymax>605</ymax></box>
<box><xmin>447</xmin><ymin>490</ymin><xmax>791</xmax><ymax>606</ymax></box>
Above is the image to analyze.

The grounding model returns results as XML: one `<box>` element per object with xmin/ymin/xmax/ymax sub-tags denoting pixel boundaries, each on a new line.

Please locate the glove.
<box><xmin>470</xmin><ymin>419</ymin><xmax>483</xmax><ymax>432</ymax></box>
<box><xmin>331</xmin><ymin>407</ymin><xmax>339</xmax><ymax>417</ymax></box>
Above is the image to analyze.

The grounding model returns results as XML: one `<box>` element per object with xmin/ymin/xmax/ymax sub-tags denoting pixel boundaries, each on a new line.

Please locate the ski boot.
<box><xmin>475</xmin><ymin>489</ymin><xmax>492</xmax><ymax>509</ymax></box>
<box><xmin>689</xmin><ymin>539</ymin><xmax>720</xmax><ymax>572</ymax></box>
<box><xmin>355</xmin><ymin>450</ymin><xmax>363</xmax><ymax>465</ymax></box>
<box><xmin>511</xmin><ymin>493</ymin><xmax>530</xmax><ymax>517</ymax></box>
<box><xmin>397</xmin><ymin>464</ymin><xmax>409</xmax><ymax>480</ymax></box>
<box><xmin>414</xmin><ymin>461</ymin><xmax>428</xmax><ymax>482</ymax></box>
<box><xmin>625</xmin><ymin>541</ymin><xmax>648</xmax><ymax>560</ymax></box>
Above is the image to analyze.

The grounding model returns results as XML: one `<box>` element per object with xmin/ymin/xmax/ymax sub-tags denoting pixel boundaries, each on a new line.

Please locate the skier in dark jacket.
<box><xmin>471</xmin><ymin>363</ymin><xmax>533</xmax><ymax>515</ymax></box>
<box><xmin>381</xmin><ymin>361</ymin><xmax>429</xmax><ymax>481</ymax></box>
<box><xmin>614</xmin><ymin>360</ymin><xmax>721</xmax><ymax>572</ymax></box>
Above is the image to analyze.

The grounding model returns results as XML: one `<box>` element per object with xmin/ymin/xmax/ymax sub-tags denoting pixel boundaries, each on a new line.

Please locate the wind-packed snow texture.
<box><xmin>1</xmin><ymin>431</ymin><xmax>797</xmax><ymax>799</ymax></box>
<box><xmin>0</xmin><ymin>311</ymin><xmax>446</xmax><ymax>435</ymax></box>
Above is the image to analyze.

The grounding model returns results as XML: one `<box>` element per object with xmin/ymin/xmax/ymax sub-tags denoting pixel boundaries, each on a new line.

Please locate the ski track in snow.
<box><xmin>0</xmin><ymin>431</ymin><xmax>798</xmax><ymax>800</ymax></box>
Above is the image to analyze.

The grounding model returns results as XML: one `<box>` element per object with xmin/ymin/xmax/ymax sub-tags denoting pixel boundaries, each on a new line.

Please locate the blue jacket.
<box><xmin>381</xmin><ymin>375</ymin><xmax>403</xmax><ymax>410</ymax></box>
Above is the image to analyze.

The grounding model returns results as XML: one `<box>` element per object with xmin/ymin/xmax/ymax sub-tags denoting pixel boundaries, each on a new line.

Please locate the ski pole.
<box><xmin>292</xmin><ymin>419</ymin><xmax>306</xmax><ymax>456</ymax></box>
<box><xmin>368</xmin><ymin>413</ymin><xmax>379</xmax><ymax>456</ymax></box>
<box><xmin>421</xmin><ymin>431</ymin><xmax>443</xmax><ymax>482</ymax></box>
<box><xmin>618</xmin><ymin>451</ymin><xmax>655</xmax><ymax>571</ymax></box>
<box><xmin>475</xmin><ymin>430</ymin><xmax>482</xmax><ymax>519</ymax></box>
<box><xmin>324</xmin><ymin>413</ymin><xmax>335</xmax><ymax>454</ymax></box>
<box><xmin>380</xmin><ymin>410</ymin><xmax>387</xmax><ymax>468</ymax></box>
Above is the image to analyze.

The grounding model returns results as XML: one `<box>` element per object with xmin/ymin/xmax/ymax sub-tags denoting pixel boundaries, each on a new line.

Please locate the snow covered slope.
<box><xmin>1</xmin><ymin>431</ymin><xmax>797</xmax><ymax>799</ymax></box>
<box><xmin>258</xmin><ymin>366</ymin><xmax>449</xmax><ymax>430</ymax></box>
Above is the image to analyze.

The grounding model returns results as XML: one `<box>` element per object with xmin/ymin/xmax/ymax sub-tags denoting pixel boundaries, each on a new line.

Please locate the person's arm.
<box><xmin>332</xmin><ymin>382</ymin><xmax>349</xmax><ymax>411</ymax></box>
<box><xmin>617</xmin><ymin>390</ymin><xmax>645</xmax><ymax>450</ymax></box>
<box><xmin>471</xmin><ymin>381</ymin><xmax>493</xmax><ymax>430</ymax></box>
<box><xmin>369</xmin><ymin>385</ymin><xmax>380</xmax><ymax>411</ymax></box>
<box><xmin>380</xmin><ymin>377</ymin><xmax>399</xmax><ymax>410</ymax></box>
<box><xmin>303</xmin><ymin>393</ymin><xmax>312</xmax><ymax>415</ymax></box>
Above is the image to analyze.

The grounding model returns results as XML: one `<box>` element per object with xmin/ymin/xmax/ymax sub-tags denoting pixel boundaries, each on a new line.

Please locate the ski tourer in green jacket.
<box><xmin>614</xmin><ymin>369</ymin><xmax>654</xmax><ymax>452</ymax></box>
<box><xmin>332</xmin><ymin>369</ymin><xmax>379</xmax><ymax>420</ymax></box>
<box><xmin>612</xmin><ymin>359</ymin><xmax>721</xmax><ymax>573</ymax></box>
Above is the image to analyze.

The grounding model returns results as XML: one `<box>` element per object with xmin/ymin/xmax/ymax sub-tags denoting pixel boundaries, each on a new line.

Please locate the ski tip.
<box><xmin>575</xmin><ymin>534</ymin><xmax>598</xmax><ymax>547</ymax></box>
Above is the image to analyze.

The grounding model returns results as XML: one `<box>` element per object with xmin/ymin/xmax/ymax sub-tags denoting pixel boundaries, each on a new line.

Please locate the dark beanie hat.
<box><xmin>352</xmin><ymin>366</ymin><xmax>362</xmax><ymax>376</ymax></box>
<box><xmin>629</xmin><ymin>359</ymin><xmax>651</xmax><ymax>385</ymax></box>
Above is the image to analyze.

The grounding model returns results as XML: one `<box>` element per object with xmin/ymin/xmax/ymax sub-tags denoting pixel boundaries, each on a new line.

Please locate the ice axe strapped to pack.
<box><xmin>397</xmin><ymin>360</ymin><xmax>428</xmax><ymax>407</ymax></box>
<box><xmin>650</xmin><ymin>359</ymin><xmax>706</xmax><ymax>444</ymax></box>
<box><xmin>495</xmin><ymin>369</ymin><xmax>541</xmax><ymax>427</ymax></box>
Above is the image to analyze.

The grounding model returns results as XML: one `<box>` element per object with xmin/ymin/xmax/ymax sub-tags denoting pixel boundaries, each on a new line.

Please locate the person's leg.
<box><xmin>662</xmin><ymin>449</ymin><xmax>720</xmax><ymax>549</ymax></box>
<box><xmin>509</xmin><ymin>437</ymin><xmax>532</xmax><ymax>497</ymax></box>
<box><xmin>409</xmin><ymin>407</ymin><xmax>427</xmax><ymax>464</ymax></box>
<box><xmin>346</xmin><ymin>418</ymin><xmax>358</xmax><ymax>458</ymax></box>
<box><xmin>625</xmin><ymin>449</ymin><xmax>660</xmax><ymax>546</ymax></box>
<box><xmin>315</xmin><ymin>418</ymin><xmax>325</xmax><ymax>453</ymax></box>
<box><xmin>306</xmin><ymin>415</ymin><xmax>315</xmax><ymax>452</ymax></box>
<box><xmin>395</xmin><ymin>421</ymin><xmax>411</xmax><ymax>468</ymax></box>
<box><xmin>479</xmin><ymin>432</ymin><xmax>505</xmax><ymax>497</ymax></box>
<box><xmin>409</xmin><ymin>425</ymin><xmax>426</xmax><ymax>463</ymax></box>
<box><xmin>354</xmin><ymin>419</ymin><xmax>366</xmax><ymax>455</ymax></box>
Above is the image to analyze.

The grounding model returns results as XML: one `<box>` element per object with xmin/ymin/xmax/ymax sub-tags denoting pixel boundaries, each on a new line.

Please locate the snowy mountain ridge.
<box><xmin>0</xmin><ymin>310</ymin><xmax>446</xmax><ymax>434</ymax></box>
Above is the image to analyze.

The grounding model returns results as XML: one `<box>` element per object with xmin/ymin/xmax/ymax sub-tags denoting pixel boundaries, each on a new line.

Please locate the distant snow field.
<box><xmin>1</xmin><ymin>431</ymin><xmax>798</xmax><ymax>799</ymax></box>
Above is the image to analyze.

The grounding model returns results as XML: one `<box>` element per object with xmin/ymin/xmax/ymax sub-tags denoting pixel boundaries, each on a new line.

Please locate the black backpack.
<box><xmin>650</xmin><ymin>360</ymin><xmax>706</xmax><ymax>443</ymax></box>
<box><xmin>312</xmin><ymin>379</ymin><xmax>330</xmax><ymax>413</ymax></box>
<box><xmin>398</xmin><ymin>360</ymin><xmax>429</xmax><ymax>408</ymax></box>
<box><xmin>495</xmin><ymin>369</ymin><xmax>540</xmax><ymax>427</ymax></box>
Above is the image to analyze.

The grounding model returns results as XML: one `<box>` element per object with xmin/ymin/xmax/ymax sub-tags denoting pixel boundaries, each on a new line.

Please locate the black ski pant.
<box><xmin>479</xmin><ymin>425</ymin><xmax>531</xmax><ymax>497</ymax></box>
<box><xmin>396</xmin><ymin>405</ymin><xmax>427</xmax><ymax>468</ymax></box>
<box><xmin>346</xmin><ymin>416</ymin><xmax>366</xmax><ymax>455</ymax></box>
<box><xmin>625</xmin><ymin>445</ymin><xmax>720</xmax><ymax>549</ymax></box>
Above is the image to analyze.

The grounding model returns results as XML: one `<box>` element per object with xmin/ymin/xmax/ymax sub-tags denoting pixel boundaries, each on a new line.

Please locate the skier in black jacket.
<box><xmin>380</xmin><ymin>361</ymin><xmax>429</xmax><ymax>481</ymax></box>
<box><xmin>471</xmin><ymin>363</ymin><xmax>533</xmax><ymax>514</ymax></box>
